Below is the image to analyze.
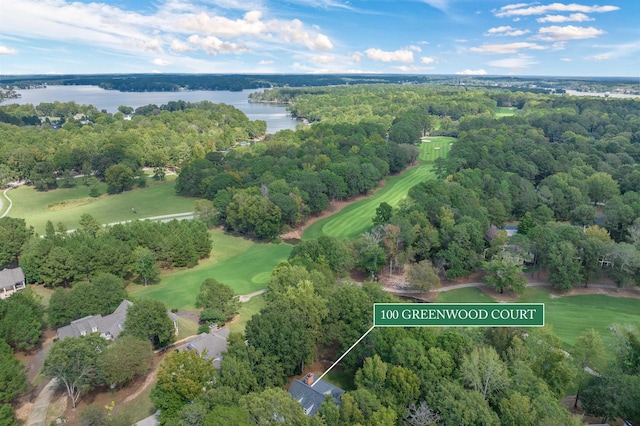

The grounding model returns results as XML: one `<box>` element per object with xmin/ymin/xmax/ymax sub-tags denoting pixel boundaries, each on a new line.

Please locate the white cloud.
<box><xmin>417</xmin><ymin>40</ymin><xmax>430</xmax><ymax>45</ymax></box>
<box><xmin>152</xmin><ymin>58</ymin><xmax>171</xmax><ymax>66</ymax></box>
<box><xmin>534</xmin><ymin>25</ymin><xmax>605</xmax><ymax>41</ymax></box>
<box><xmin>392</xmin><ymin>65</ymin><xmax>435</xmax><ymax>72</ymax></box>
<box><xmin>470</xmin><ymin>42</ymin><xmax>547</xmax><ymax>54</ymax></box>
<box><xmin>170</xmin><ymin>39</ymin><xmax>195</xmax><ymax>53</ymax></box>
<box><xmin>485</xmin><ymin>26</ymin><xmax>530</xmax><ymax>36</ymax></box>
<box><xmin>420</xmin><ymin>56</ymin><xmax>435</xmax><ymax>64</ymax></box>
<box><xmin>455</xmin><ymin>69</ymin><xmax>487</xmax><ymax>75</ymax></box>
<box><xmin>351</xmin><ymin>51</ymin><xmax>364</xmax><ymax>62</ymax></box>
<box><xmin>585</xmin><ymin>40</ymin><xmax>640</xmax><ymax>61</ymax></box>
<box><xmin>0</xmin><ymin>45</ymin><xmax>18</xmax><ymax>55</ymax></box>
<box><xmin>495</xmin><ymin>3</ymin><xmax>619</xmax><ymax>18</ymax></box>
<box><xmin>364</xmin><ymin>48</ymin><xmax>414</xmax><ymax>63</ymax></box>
<box><xmin>275</xmin><ymin>19</ymin><xmax>334</xmax><ymax>50</ymax></box>
<box><xmin>537</xmin><ymin>13</ymin><xmax>593</xmax><ymax>23</ymax></box>
<box><xmin>258</xmin><ymin>60</ymin><xmax>273</xmax><ymax>65</ymax></box>
<box><xmin>586</xmin><ymin>53</ymin><xmax>614</xmax><ymax>61</ymax></box>
<box><xmin>455</xmin><ymin>39</ymin><xmax>468</xmax><ymax>43</ymax></box>
<box><xmin>0</xmin><ymin>0</ymin><xmax>335</xmax><ymax>69</ymax></box>
<box><xmin>310</xmin><ymin>55</ymin><xmax>336</xmax><ymax>64</ymax></box>
<box><xmin>561</xmin><ymin>57</ymin><xmax>572</xmax><ymax>61</ymax></box>
<box><xmin>178</xmin><ymin>11</ymin><xmax>266</xmax><ymax>37</ymax></box>
<box><xmin>187</xmin><ymin>35</ymin><xmax>249</xmax><ymax>55</ymax></box>
<box><xmin>487</xmin><ymin>55</ymin><xmax>537</xmax><ymax>70</ymax></box>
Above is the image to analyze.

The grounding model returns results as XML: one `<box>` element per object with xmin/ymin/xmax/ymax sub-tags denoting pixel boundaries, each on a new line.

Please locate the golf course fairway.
<box><xmin>303</xmin><ymin>136</ymin><xmax>454</xmax><ymax>240</ymax></box>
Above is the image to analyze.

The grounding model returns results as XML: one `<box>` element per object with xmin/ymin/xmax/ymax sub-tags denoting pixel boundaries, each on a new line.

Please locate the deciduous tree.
<box><xmin>123</xmin><ymin>298</ymin><xmax>175</xmax><ymax>349</ymax></box>
<box><xmin>43</xmin><ymin>334</ymin><xmax>109</xmax><ymax>408</ymax></box>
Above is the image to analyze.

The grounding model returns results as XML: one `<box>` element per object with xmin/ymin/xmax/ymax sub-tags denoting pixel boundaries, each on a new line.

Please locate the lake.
<box><xmin>2</xmin><ymin>85</ymin><xmax>299</xmax><ymax>134</ymax></box>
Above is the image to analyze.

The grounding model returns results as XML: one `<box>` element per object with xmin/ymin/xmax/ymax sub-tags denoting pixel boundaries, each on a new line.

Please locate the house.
<box><xmin>56</xmin><ymin>300</ymin><xmax>179</xmax><ymax>340</ymax></box>
<box><xmin>288</xmin><ymin>373</ymin><xmax>345</xmax><ymax>416</ymax></box>
<box><xmin>0</xmin><ymin>267</ymin><xmax>26</xmax><ymax>300</ymax></box>
<box><xmin>176</xmin><ymin>327</ymin><xmax>229</xmax><ymax>369</ymax></box>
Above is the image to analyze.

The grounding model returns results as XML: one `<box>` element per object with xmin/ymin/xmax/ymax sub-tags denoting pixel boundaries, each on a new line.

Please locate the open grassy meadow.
<box><xmin>495</xmin><ymin>107</ymin><xmax>517</xmax><ymax>118</ymax></box>
<box><xmin>303</xmin><ymin>136</ymin><xmax>454</xmax><ymax>240</ymax></box>
<box><xmin>129</xmin><ymin>228</ymin><xmax>292</xmax><ymax>310</ymax></box>
<box><xmin>7</xmin><ymin>175</ymin><xmax>194</xmax><ymax>234</ymax></box>
<box><xmin>433</xmin><ymin>286</ymin><xmax>640</xmax><ymax>349</ymax></box>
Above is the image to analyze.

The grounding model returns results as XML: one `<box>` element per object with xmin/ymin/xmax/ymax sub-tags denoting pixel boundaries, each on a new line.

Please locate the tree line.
<box><xmin>178</xmin><ymin>121</ymin><xmax>418</xmax><ymax>239</ymax></box>
<box><xmin>0</xmin><ymin>100</ymin><xmax>266</xmax><ymax>191</ymax></box>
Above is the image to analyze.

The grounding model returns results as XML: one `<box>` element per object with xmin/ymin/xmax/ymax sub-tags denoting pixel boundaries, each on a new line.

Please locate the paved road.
<box><xmin>27</xmin><ymin>378</ymin><xmax>58</xmax><ymax>426</ymax></box>
<box><xmin>239</xmin><ymin>289</ymin><xmax>267</xmax><ymax>302</ymax></box>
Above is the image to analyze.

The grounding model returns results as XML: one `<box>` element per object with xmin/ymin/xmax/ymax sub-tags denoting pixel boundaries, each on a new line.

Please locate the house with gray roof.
<box><xmin>0</xmin><ymin>267</ymin><xmax>26</xmax><ymax>300</ymax></box>
<box><xmin>288</xmin><ymin>373</ymin><xmax>345</xmax><ymax>416</ymax></box>
<box><xmin>57</xmin><ymin>300</ymin><xmax>179</xmax><ymax>341</ymax></box>
<box><xmin>176</xmin><ymin>327</ymin><xmax>229</xmax><ymax>369</ymax></box>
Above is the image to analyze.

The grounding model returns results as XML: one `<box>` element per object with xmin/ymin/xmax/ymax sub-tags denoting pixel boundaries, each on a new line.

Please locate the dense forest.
<box><xmin>1</xmin><ymin>83</ymin><xmax>640</xmax><ymax>425</ymax></box>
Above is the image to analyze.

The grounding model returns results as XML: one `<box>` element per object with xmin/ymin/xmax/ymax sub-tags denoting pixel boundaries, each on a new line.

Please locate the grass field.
<box><xmin>432</xmin><ymin>286</ymin><xmax>640</xmax><ymax>349</ymax></box>
<box><xmin>495</xmin><ymin>107</ymin><xmax>517</xmax><ymax>118</ymax></box>
<box><xmin>7</xmin><ymin>175</ymin><xmax>194</xmax><ymax>234</ymax></box>
<box><xmin>129</xmin><ymin>228</ymin><xmax>292</xmax><ymax>310</ymax></box>
<box><xmin>230</xmin><ymin>294</ymin><xmax>266</xmax><ymax>334</ymax></box>
<box><xmin>303</xmin><ymin>136</ymin><xmax>454</xmax><ymax>240</ymax></box>
<box><xmin>432</xmin><ymin>287</ymin><xmax>496</xmax><ymax>303</ymax></box>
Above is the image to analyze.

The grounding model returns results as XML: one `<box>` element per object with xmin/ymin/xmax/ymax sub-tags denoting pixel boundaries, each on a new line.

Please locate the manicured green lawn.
<box><xmin>432</xmin><ymin>287</ymin><xmax>497</xmax><ymax>303</ymax></box>
<box><xmin>303</xmin><ymin>137</ymin><xmax>453</xmax><ymax>240</ymax></box>
<box><xmin>129</xmin><ymin>229</ymin><xmax>292</xmax><ymax>310</ymax></box>
<box><xmin>517</xmin><ymin>288</ymin><xmax>640</xmax><ymax>348</ymax></box>
<box><xmin>432</xmin><ymin>286</ymin><xmax>640</xmax><ymax>349</ymax></box>
<box><xmin>418</xmin><ymin>136</ymin><xmax>454</xmax><ymax>162</ymax></box>
<box><xmin>229</xmin><ymin>294</ymin><xmax>267</xmax><ymax>334</ymax></box>
<box><xmin>495</xmin><ymin>107</ymin><xmax>516</xmax><ymax>118</ymax></box>
<box><xmin>7</xmin><ymin>176</ymin><xmax>194</xmax><ymax>234</ymax></box>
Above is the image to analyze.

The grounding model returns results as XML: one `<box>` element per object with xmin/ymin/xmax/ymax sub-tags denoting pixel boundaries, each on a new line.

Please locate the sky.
<box><xmin>0</xmin><ymin>0</ymin><xmax>639</xmax><ymax>77</ymax></box>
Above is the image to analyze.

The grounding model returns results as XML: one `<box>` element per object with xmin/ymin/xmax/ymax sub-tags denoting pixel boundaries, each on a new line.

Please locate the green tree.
<box><xmin>572</xmin><ymin>328</ymin><xmax>607</xmax><ymax>408</ymax></box>
<box><xmin>205</xmin><ymin>405</ymin><xmax>252</xmax><ymax>426</ymax></box>
<box><xmin>483</xmin><ymin>252</ymin><xmax>527</xmax><ymax>294</ymax></box>
<box><xmin>0</xmin><ymin>404</ymin><xmax>17</xmax><ymax>426</ymax></box>
<box><xmin>104</xmin><ymin>163</ymin><xmax>134</xmax><ymax>194</ymax></box>
<box><xmin>151</xmin><ymin>349</ymin><xmax>218</xmax><ymax>423</ymax></box>
<box><xmin>586</xmin><ymin>172</ymin><xmax>619</xmax><ymax>205</ymax></box>
<box><xmin>240</xmin><ymin>387</ymin><xmax>308</xmax><ymax>425</ymax></box>
<box><xmin>40</xmin><ymin>246</ymin><xmax>77</xmax><ymax>287</ymax></box>
<box><xmin>78</xmin><ymin>213</ymin><xmax>102</xmax><ymax>237</ymax></box>
<box><xmin>499</xmin><ymin>392</ymin><xmax>535</xmax><ymax>426</ymax></box>
<box><xmin>123</xmin><ymin>298</ymin><xmax>175</xmax><ymax>349</ymax></box>
<box><xmin>0</xmin><ymin>217</ymin><xmax>33</xmax><ymax>268</ymax></box>
<box><xmin>132</xmin><ymin>246</ymin><xmax>159</xmax><ymax>286</ymax></box>
<box><xmin>373</xmin><ymin>202</ymin><xmax>393</xmax><ymax>226</ymax></box>
<box><xmin>43</xmin><ymin>334</ymin><xmax>109</xmax><ymax>408</ymax></box>
<box><xmin>194</xmin><ymin>199</ymin><xmax>218</xmax><ymax>227</ymax></box>
<box><xmin>547</xmin><ymin>241</ymin><xmax>582</xmax><ymax>290</ymax></box>
<box><xmin>47</xmin><ymin>273</ymin><xmax>127</xmax><ymax>328</ymax></box>
<box><xmin>99</xmin><ymin>335</ymin><xmax>153</xmax><ymax>387</ymax></box>
<box><xmin>0</xmin><ymin>290</ymin><xmax>44</xmax><ymax>351</ymax></box>
<box><xmin>0</xmin><ymin>339</ymin><xmax>26</xmax><ymax>403</ymax></box>
<box><xmin>406</xmin><ymin>260</ymin><xmax>440</xmax><ymax>291</ymax></box>
<box><xmin>195</xmin><ymin>278</ymin><xmax>238</xmax><ymax>318</ymax></box>
<box><xmin>460</xmin><ymin>345</ymin><xmax>510</xmax><ymax>400</ymax></box>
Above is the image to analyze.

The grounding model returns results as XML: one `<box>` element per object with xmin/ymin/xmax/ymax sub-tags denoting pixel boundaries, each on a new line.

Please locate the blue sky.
<box><xmin>0</xmin><ymin>0</ymin><xmax>638</xmax><ymax>76</ymax></box>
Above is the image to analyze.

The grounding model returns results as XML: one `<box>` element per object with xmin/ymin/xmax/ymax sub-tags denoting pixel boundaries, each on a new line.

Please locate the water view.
<box><xmin>3</xmin><ymin>85</ymin><xmax>299</xmax><ymax>134</ymax></box>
